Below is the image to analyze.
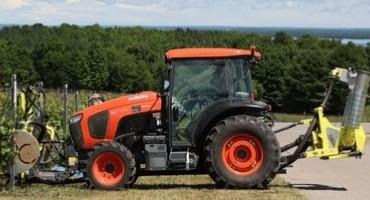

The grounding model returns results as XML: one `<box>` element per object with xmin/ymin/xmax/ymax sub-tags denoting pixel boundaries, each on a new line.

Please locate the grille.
<box><xmin>69</xmin><ymin>122</ymin><xmax>84</xmax><ymax>149</ymax></box>
<box><xmin>88</xmin><ymin>111</ymin><xmax>108</xmax><ymax>139</ymax></box>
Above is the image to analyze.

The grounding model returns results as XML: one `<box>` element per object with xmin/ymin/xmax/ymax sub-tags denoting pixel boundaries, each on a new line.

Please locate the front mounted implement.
<box><xmin>278</xmin><ymin>67</ymin><xmax>369</xmax><ymax>170</ymax></box>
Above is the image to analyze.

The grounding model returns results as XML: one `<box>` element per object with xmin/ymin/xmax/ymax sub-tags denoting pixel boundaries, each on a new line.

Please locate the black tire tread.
<box><xmin>204</xmin><ymin>115</ymin><xmax>280</xmax><ymax>189</ymax></box>
<box><xmin>85</xmin><ymin>141</ymin><xmax>136</xmax><ymax>190</ymax></box>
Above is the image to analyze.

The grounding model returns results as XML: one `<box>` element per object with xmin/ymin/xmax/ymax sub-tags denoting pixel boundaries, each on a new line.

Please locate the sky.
<box><xmin>0</xmin><ymin>0</ymin><xmax>370</xmax><ymax>28</ymax></box>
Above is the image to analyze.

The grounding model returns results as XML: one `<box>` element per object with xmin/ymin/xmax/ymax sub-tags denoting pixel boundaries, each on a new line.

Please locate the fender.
<box><xmin>189</xmin><ymin>99</ymin><xmax>269</xmax><ymax>147</ymax></box>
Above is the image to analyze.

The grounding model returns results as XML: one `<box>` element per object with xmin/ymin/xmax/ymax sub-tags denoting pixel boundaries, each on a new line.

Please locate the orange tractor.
<box><xmin>70</xmin><ymin>48</ymin><xmax>280</xmax><ymax>189</ymax></box>
<box><xmin>10</xmin><ymin>47</ymin><xmax>369</xmax><ymax>190</ymax></box>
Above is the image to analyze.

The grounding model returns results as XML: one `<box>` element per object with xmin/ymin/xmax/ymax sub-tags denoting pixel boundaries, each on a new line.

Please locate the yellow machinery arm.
<box><xmin>278</xmin><ymin>67</ymin><xmax>370</xmax><ymax>171</ymax></box>
<box><xmin>302</xmin><ymin>107</ymin><xmax>367</xmax><ymax>159</ymax></box>
<box><xmin>303</xmin><ymin>68</ymin><xmax>369</xmax><ymax>159</ymax></box>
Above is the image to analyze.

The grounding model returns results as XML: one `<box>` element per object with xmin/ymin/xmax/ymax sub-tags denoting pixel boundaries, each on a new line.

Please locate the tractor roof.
<box><xmin>165</xmin><ymin>48</ymin><xmax>261</xmax><ymax>60</ymax></box>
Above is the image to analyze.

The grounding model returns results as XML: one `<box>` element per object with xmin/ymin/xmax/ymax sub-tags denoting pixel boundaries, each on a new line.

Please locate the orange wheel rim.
<box><xmin>222</xmin><ymin>133</ymin><xmax>264</xmax><ymax>176</ymax></box>
<box><xmin>92</xmin><ymin>152</ymin><xmax>125</xmax><ymax>186</ymax></box>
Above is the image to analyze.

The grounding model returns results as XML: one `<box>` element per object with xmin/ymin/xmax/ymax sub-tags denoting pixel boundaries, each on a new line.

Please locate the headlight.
<box><xmin>70</xmin><ymin>114</ymin><xmax>82</xmax><ymax>124</ymax></box>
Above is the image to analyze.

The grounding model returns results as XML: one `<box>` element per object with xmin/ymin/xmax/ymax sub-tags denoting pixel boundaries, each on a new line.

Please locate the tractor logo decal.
<box><xmin>128</xmin><ymin>94</ymin><xmax>149</xmax><ymax>101</ymax></box>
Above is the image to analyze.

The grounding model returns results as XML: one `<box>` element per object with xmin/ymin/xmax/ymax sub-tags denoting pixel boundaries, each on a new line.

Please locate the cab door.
<box><xmin>169</xmin><ymin>59</ymin><xmax>228</xmax><ymax>146</ymax></box>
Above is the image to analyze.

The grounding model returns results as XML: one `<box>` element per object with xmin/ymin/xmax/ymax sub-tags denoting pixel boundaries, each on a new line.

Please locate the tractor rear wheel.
<box><xmin>205</xmin><ymin>115</ymin><xmax>280</xmax><ymax>188</ymax></box>
<box><xmin>86</xmin><ymin>142</ymin><xmax>136</xmax><ymax>190</ymax></box>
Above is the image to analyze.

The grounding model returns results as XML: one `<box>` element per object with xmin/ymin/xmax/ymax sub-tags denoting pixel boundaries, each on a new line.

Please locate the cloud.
<box><xmin>65</xmin><ymin>0</ymin><xmax>81</xmax><ymax>4</ymax></box>
<box><xmin>114</xmin><ymin>1</ymin><xmax>165</xmax><ymax>12</ymax></box>
<box><xmin>0</xmin><ymin>0</ymin><xmax>370</xmax><ymax>27</ymax></box>
<box><xmin>0</xmin><ymin>0</ymin><xmax>28</xmax><ymax>9</ymax></box>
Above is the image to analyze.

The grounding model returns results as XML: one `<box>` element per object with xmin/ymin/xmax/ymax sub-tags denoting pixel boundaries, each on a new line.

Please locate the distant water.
<box><xmin>1</xmin><ymin>25</ymin><xmax>370</xmax><ymax>46</ymax></box>
<box><xmin>153</xmin><ymin>26</ymin><xmax>370</xmax><ymax>39</ymax></box>
<box><xmin>341</xmin><ymin>38</ymin><xmax>370</xmax><ymax>46</ymax></box>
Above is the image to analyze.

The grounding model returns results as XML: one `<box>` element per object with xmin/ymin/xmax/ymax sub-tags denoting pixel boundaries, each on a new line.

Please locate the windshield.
<box><xmin>173</xmin><ymin>59</ymin><xmax>226</xmax><ymax>99</ymax></box>
<box><xmin>226</xmin><ymin>58</ymin><xmax>253</xmax><ymax>98</ymax></box>
<box><xmin>170</xmin><ymin>58</ymin><xmax>253</xmax><ymax>145</ymax></box>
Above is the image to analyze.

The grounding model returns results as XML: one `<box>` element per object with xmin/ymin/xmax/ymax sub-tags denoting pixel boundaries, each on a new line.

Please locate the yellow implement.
<box><xmin>302</xmin><ymin>106</ymin><xmax>367</xmax><ymax>159</ymax></box>
<box><xmin>278</xmin><ymin>67</ymin><xmax>369</xmax><ymax>170</ymax></box>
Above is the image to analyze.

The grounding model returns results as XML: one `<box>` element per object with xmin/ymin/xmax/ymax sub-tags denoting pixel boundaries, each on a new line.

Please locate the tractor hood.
<box><xmin>69</xmin><ymin>91</ymin><xmax>162</xmax><ymax>149</ymax></box>
<box><xmin>75</xmin><ymin>91</ymin><xmax>161</xmax><ymax>116</ymax></box>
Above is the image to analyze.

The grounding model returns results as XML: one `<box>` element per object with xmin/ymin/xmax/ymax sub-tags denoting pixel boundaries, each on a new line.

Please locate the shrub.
<box><xmin>0</xmin><ymin>92</ymin><xmax>14</xmax><ymax>174</ymax></box>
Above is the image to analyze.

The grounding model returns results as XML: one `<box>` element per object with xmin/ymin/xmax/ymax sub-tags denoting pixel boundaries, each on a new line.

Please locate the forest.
<box><xmin>0</xmin><ymin>23</ymin><xmax>370</xmax><ymax>113</ymax></box>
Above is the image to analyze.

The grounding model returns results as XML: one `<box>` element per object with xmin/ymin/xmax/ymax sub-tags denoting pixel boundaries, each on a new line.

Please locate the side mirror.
<box><xmin>164</xmin><ymin>80</ymin><xmax>170</xmax><ymax>91</ymax></box>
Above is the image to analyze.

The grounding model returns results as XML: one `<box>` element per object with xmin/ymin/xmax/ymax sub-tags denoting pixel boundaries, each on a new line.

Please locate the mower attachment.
<box><xmin>279</xmin><ymin>67</ymin><xmax>369</xmax><ymax>170</ymax></box>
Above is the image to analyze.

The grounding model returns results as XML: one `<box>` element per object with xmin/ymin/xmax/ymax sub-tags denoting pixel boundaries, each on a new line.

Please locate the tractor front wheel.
<box><xmin>86</xmin><ymin>142</ymin><xmax>136</xmax><ymax>190</ymax></box>
<box><xmin>205</xmin><ymin>115</ymin><xmax>280</xmax><ymax>188</ymax></box>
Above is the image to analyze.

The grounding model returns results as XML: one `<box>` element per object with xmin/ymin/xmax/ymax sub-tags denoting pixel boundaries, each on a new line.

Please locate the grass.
<box><xmin>274</xmin><ymin>105</ymin><xmax>370</xmax><ymax>122</ymax></box>
<box><xmin>274</xmin><ymin>113</ymin><xmax>343</xmax><ymax>122</ymax></box>
<box><xmin>0</xmin><ymin>175</ymin><xmax>305</xmax><ymax>200</ymax></box>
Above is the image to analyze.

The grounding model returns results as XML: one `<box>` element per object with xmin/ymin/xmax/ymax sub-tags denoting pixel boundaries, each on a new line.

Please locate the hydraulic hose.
<box><xmin>321</xmin><ymin>78</ymin><xmax>335</xmax><ymax>108</ymax></box>
<box><xmin>279</xmin><ymin>78</ymin><xmax>335</xmax><ymax>170</ymax></box>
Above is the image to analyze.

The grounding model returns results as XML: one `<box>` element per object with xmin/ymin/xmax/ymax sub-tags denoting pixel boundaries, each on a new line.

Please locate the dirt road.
<box><xmin>275</xmin><ymin>123</ymin><xmax>370</xmax><ymax>200</ymax></box>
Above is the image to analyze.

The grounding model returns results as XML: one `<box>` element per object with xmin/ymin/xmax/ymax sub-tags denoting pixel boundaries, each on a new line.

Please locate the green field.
<box><xmin>0</xmin><ymin>175</ymin><xmax>304</xmax><ymax>200</ymax></box>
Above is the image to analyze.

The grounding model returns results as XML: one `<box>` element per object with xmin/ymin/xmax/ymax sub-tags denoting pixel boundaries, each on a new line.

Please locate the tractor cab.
<box><xmin>164</xmin><ymin>48</ymin><xmax>267</xmax><ymax>147</ymax></box>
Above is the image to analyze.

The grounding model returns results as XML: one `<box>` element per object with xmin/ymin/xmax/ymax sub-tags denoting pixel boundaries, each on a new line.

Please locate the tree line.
<box><xmin>0</xmin><ymin>24</ymin><xmax>369</xmax><ymax>113</ymax></box>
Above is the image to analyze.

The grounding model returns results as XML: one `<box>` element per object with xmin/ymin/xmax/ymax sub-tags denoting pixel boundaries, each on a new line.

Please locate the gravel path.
<box><xmin>274</xmin><ymin>123</ymin><xmax>370</xmax><ymax>200</ymax></box>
